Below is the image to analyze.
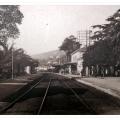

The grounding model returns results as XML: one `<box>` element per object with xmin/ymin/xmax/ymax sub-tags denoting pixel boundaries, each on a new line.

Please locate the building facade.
<box><xmin>71</xmin><ymin>47</ymin><xmax>86</xmax><ymax>75</ymax></box>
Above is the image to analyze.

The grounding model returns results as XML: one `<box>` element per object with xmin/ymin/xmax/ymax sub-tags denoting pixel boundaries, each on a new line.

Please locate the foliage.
<box><xmin>59</xmin><ymin>35</ymin><xmax>80</xmax><ymax>61</ymax></box>
<box><xmin>83</xmin><ymin>9</ymin><xmax>120</xmax><ymax>68</ymax></box>
<box><xmin>2</xmin><ymin>47</ymin><xmax>39</xmax><ymax>77</ymax></box>
<box><xmin>0</xmin><ymin>5</ymin><xmax>23</xmax><ymax>39</ymax></box>
<box><xmin>0</xmin><ymin>6</ymin><xmax>38</xmax><ymax>78</ymax></box>
<box><xmin>0</xmin><ymin>5</ymin><xmax>24</xmax><ymax>64</ymax></box>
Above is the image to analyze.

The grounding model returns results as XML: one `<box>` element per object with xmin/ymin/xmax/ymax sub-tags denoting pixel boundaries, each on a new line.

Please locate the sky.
<box><xmin>15</xmin><ymin>5</ymin><xmax>120</xmax><ymax>55</ymax></box>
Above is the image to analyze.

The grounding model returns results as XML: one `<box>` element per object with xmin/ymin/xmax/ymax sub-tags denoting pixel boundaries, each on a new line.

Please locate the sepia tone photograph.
<box><xmin>0</xmin><ymin>4</ymin><xmax>120</xmax><ymax>115</ymax></box>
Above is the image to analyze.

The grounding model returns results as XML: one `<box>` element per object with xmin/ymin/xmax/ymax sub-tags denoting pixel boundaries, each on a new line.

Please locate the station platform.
<box><xmin>60</xmin><ymin>74</ymin><xmax>120</xmax><ymax>99</ymax></box>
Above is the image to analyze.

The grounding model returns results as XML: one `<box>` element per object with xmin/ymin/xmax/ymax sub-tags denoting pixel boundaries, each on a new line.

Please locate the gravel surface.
<box><xmin>0</xmin><ymin>84</ymin><xmax>24</xmax><ymax>101</ymax></box>
<box><xmin>1</xmin><ymin>73</ymin><xmax>120</xmax><ymax>115</ymax></box>
<box><xmin>0</xmin><ymin>75</ymin><xmax>33</xmax><ymax>101</ymax></box>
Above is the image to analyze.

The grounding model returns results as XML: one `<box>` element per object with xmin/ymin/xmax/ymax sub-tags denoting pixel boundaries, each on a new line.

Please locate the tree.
<box><xmin>0</xmin><ymin>5</ymin><xmax>23</xmax><ymax>53</ymax></box>
<box><xmin>106</xmin><ymin>9</ymin><xmax>120</xmax><ymax>63</ymax></box>
<box><xmin>2</xmin><ymin>48</ymin><xmax>39</xmax><ymax>77</ymax></box>
<box><xmin>83</xmin><ymin>9</ymin><xmax>120</xmax><ymax>76</ymax></box>
<box><xmin>59</xmin><ymin>35</ymin><xmax>80</xmax><ymax>62</ymax></box>
<box><xmin>13</xmin><ymin>48</ymin><xmax>39</xmax><ymax>75</ymax></box>
<box><xmin>0</xmin><ymin>5</ymin><xmax>24</xmax><ymax>78</ymax></box>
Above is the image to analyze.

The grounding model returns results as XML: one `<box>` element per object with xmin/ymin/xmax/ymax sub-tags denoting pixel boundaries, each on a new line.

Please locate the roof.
<box><xmin>71</xmin><ymin>47</ymin><xmax>86</xmax><ymax>55</ymax></box>
<box><xmin>63</xmin><ymin>62</ymin><xmax>77</xmax><ymax>66</ymax></box>
<box><xmin>52</xmin><ymin>62</ymin><xmax>77</xmax><ymax>68</ymax></box>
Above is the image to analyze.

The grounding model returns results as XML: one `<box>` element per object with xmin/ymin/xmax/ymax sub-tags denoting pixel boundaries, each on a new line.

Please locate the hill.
<box><xmin>32</xmin><ymin>50</ymin><xmax>65</xmax><ymax>60</ymax></box>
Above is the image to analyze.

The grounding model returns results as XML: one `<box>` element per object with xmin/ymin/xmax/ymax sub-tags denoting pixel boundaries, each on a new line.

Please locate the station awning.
<box><xmin>63</xmin><ymin>62</ymin><xmax>77</xmax><ymax>66</ymax></box>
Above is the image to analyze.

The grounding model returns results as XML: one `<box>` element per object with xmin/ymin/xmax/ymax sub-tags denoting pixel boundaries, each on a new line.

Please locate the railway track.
<box><xmin>37</xmin><ymin>78</ymin><xmax>52</xmax><ymax>114</ymax></box>
<box><xmin>61</xmin><ymin>79</ymin><xmax>97</xmax><ymax>114</ymax></box>
<box><xmin>70</xmin><ymin>78</ymin><xmax>120</xmax><ymax>107</ymax></box>
<box><xmin>0</xmin><ymin>73</ymin><xmax>45</xmax><ymax>114</ymax></box>
<box><xmin>36</xmin><ymin>78</ymin><xmax>97</xmax><ymax>114</ymax></box>
<box><xmin>0</xmin><ymin>73</ymin><xmax>120</xmax><ymax>115</ymax></box>
<box><xmin>62</xmin><ymin>77</ymin><xmax>120</xmax><ymax>114</ymax></box>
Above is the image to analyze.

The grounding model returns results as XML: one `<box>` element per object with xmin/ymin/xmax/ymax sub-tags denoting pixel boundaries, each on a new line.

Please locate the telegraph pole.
<box><xmin>77</xmin><ymin>30</ymin><xmax>92</xmax><ymax>77</ymax></box>
<box><xmin>12</xmin><ymin>39</ymin><xmax>14</xmax><ymax>80</ymax></box>
<box><xmin>77</xmin><ymin>30</ymin><xmax>91</xmax><ymax>48</ymax></box>
<box><xmin>86</xmin><ymin>30</ymin><xmax>88</xmax><ymax>48</ymax></box>
<box><xmin>77</xmin><ymin>31</ymin><xmax>81</xmax><ymax>46</ymax></box>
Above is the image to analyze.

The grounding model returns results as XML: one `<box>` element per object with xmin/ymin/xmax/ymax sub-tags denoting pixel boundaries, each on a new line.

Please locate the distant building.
<box><xmin>71</xmin><ymin>47</ymin><xmax>86</xmax><ymax>75</ymax></box>
<box><xmin>52</xmin><ymin>47</ymin><xmax>86</xmax><ymax>75</ymax></box>
<box><xmin>36</xmin><ymin>65</ymin><xmax>48</xmax><ymax>71</ymax></box>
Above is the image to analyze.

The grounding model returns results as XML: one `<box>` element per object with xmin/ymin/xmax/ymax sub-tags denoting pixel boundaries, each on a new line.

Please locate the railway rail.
<box><xmin>0</xmin><ymin>73</ymin><xmax>120</xmax><ymax>115</ymax></box>
<box><xmin>68</xmin><ymin>78</ymin><xmax>120</xmax><ymax>111</ymax></box>
<box><xmin>37</xmin><ymin>78</ymin><xmax>51</xmax><ymax>114</ymax></box>
<box><xmin>0</xmin><ymin>73</ymin><xmax>45</xmax><ymax>114</ymax></box>
<box><xmin>61</xmin><ymin>80</ymin><xmax>97</xmax><ymax>114</ymax></box>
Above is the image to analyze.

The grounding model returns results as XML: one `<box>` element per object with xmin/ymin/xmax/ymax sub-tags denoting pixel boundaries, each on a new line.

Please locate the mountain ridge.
<box><xmin>31</xmin><ymin>50</ymin><xmax>65</xmax><ymax>60</ymax></box>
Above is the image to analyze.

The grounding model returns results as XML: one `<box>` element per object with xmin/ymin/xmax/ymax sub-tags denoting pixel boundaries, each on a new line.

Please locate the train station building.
<box><xmin>53</xmin><ymin>47</ymin><xmax>86</xmax><ymax>76</ymax></box>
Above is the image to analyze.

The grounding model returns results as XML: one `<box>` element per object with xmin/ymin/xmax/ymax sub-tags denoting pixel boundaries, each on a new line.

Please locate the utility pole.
<box><xmin>86</xmin><ymin>30</ymin><xmax>88</xmax><ymax>48</ymax></box>
<box><xmin>77</xmin><ymin>31</ymin><xmax>81</xmax><ymax>46</ymax></box>
<box><xmin>88</xmin><ymin>30</ymin><xmax>90</xmax><ymax>47</ymax></box>
<box><xmin>12</xmin><ymin>39</ymin><xmax>14</xmax><ymax>80</ymax></box>
<box><xmin>88</xmin><ymin>29</ymin><xmax>92</xmax><ymax>47</ymax></box>
<box><xmin>77</xmin><ymin>30</ymin><xmax>91</xmax><ymax>48</ymax></box>
<box><xmin>77</xmin><ymin>30</ymin><xmax>92</xmax><ymax>77</ymax></box>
